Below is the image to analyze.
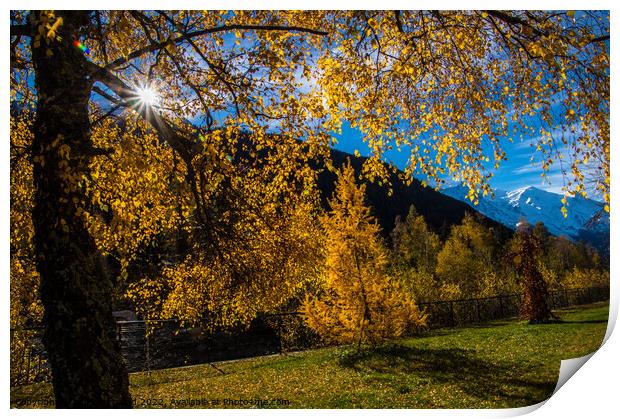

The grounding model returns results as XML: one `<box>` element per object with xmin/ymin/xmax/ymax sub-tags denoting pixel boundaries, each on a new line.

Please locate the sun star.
<box><xmin>135</xmin><ymin>85</ymin><xmax>159</xmax><ymax>108</ymax></box>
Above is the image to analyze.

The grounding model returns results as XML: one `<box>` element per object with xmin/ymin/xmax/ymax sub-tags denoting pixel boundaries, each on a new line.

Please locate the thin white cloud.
<box><xmin>511</xmin><ymin>122</ymin><xmax>583</xmax><ymax>152</ymax></box>
<box><xmin>511</xmin><ymin>164</ymin><xmax>543</xmax><ymax>175</ymax></box>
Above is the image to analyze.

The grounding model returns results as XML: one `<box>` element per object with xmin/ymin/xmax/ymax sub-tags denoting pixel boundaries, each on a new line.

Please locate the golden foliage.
<box><xmin>391</xmin><ymin>205</ymin><xmax>441</xmax><ymax>274</ymax></box>
<box><xmin>10</xmin><ymin>113</ymin><xmax>325</xmax><ymax>332</ymax></box>
<box><xmin>8</xmin><ymin>10</ymin><xmax>609</xmax><ymax>337</ymax></box>
<box><xmin>10</xmin><ymin>113</ymin><xmax>42</xmax><ymax>327</ymax></box>
<box><xmin>87</xmin><ymin>118</ymin><xmax>188</xmax><ymax>274</ymax></box>
<box><xmin>315</xmin><ymin>11</ymin><xmax>609</xmax><ymax>207</ymax></box>
<box><xmin>125</xmin><ymin>129</ymin><xmax>325</xmax><ymax>329</ymax></box>
<box><xmin>13</xmin><ymin>10</ymin><xmax>608</xmax><ymax>207</ymax></box>
<box><xmin>561</xmin><ymin>267</ymin><xmax>609</xmax><ymax>289</ymax></box>
<box><xmin>10</xmin><ymin>113</ymin><xmax>45</xmax><ymax>387</ymax></box>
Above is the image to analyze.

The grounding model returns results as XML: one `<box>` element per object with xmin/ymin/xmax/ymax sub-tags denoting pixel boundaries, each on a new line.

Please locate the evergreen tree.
<box><xmin>391</xmin><ymin>205</ymin><xmax>441</xmax><ymax>273</ymax></box>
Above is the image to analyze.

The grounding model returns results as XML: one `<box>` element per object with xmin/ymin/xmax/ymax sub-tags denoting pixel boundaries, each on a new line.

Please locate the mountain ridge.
<box><xmin>441</xmin><ymin>185</ymin><xmax>609</xmax><ymax>256</ymax></box>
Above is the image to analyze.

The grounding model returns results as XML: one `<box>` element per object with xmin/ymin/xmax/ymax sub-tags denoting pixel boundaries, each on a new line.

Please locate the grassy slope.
<box><xmin>12</xmin><ymin>303</ymin><xmax>609</xmax><ymax>409</ymax></box>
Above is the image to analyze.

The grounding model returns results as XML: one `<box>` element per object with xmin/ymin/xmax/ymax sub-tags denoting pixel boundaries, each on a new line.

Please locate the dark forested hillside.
<box><xmin>315</xmin><ymin>148</ymin><xmax>513</xmax><ymax>241</ymax></box>
<box><xmin>227</xmin><ymin>131</ymin><xmax>511</xmax><ymax>240</ymax></box>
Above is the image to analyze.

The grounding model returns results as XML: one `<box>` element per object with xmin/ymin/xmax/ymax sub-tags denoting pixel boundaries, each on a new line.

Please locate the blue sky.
<box><xmin>331</xmin><ymin>110</ymin><xmax>582</xmax><ymax>197</ymax></box>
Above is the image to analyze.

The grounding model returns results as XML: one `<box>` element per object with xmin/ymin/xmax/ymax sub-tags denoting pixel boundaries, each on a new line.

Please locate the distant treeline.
<box><xmin>389</xmin><ymin>205</ymin><xmax>608</xmax><ymax>303</ymax></box>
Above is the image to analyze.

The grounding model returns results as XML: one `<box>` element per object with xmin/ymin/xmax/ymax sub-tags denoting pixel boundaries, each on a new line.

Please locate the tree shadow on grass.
<box><xmin>338</xmin><ymin>344</ymin><xmax>555</xmax><ymax>407</ymax></box>
<box><xmin>416</xmin><ymin>321</ymin><xmax>517</xmax><ymax>338</ymax></box>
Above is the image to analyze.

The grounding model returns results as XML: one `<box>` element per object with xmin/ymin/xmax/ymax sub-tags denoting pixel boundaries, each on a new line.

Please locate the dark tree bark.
<box><xmin>30</xmin><ymin>11</ymin><xmax>132</xmax><ymax>408</ymax></box>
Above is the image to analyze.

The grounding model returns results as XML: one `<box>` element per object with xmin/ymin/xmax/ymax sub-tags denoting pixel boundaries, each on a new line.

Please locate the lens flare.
<box><xmin>73</xmin><ymin>40</ymin><xmax>90</xmax><ymax>55</ymax></box>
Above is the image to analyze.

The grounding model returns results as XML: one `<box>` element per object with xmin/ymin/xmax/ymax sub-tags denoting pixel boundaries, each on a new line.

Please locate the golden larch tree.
<box><xmin>435</xmin><ymin>213</ymin><xmax>501</xmax><ymax>298</ymax></box>
<box><xmin>303</xmin><ymin>163</ymin><xmax>426</xmax><ymax>350</ymax></box>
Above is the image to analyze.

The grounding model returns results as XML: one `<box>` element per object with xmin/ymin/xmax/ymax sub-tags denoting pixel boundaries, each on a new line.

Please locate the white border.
<box><xmin>3</xmin><ymin>1</ymin><xmax>617</xmax><ymax>418</ymax></box>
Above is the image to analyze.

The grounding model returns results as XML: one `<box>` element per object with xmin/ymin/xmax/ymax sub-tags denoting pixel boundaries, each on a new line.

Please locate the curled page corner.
<box><xmin>602</xmin><ymin>291</ymin><xmax>617</xmax><ymax>344</ymax></box>
<box><xmin>551</xmin><ymin>293</ymin><xmax>616</xmax><ymax>400</ymax></box>
<box><xmin>552</xmin><ymin>352</ymin><xmax>595</xmax><ymax>396</ymax></box>
<box><xmin>499</xmin><ymin>399</ymin><xmax>547</xmax><ymax>417</ymax></box>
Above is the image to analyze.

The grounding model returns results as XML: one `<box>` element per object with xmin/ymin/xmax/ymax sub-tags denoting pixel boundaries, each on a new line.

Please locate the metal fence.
<box><xmin>417</xmin><ymin>286</ymin><xmax>609</xmax><ymax>329</ymax></box>
<box><xmin>10</xmin><ymin>286</ymin><xmax>609</xmax><ymax>387</ymax></box>
<box><xmin>113</xmin><ymin>313</ymin><xmax>319</xmax><ymax>373</ymax></box>
<box><xmin>9</xmin><ymin>327</ymin><xmax>50</xmax><ymax>387</ymax></box>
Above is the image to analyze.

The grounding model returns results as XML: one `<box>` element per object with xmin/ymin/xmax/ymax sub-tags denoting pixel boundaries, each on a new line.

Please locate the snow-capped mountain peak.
<box><xmin>441</xmin><ymin>185</ymin><xmax>608</xmax><ymax>244</ymax></box>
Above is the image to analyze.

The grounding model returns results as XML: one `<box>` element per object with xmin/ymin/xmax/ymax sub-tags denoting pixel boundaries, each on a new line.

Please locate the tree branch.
<box><xmin>485</xmin><ymin>10</ymin><xmax>547</xmax><ymax>38</ymax></box>
<box><xmin>90</xmin><ymin>104</ymin><xmax>122</xmax><ymax>126</ymax></box>
<box><xmin>92</xmin><ymin>85</ymin><xmax>121</xmax><ymax>104</ymax></box>
<box><xmin>588</xmin><ymin>35</ymin><xmax>610</xmax><ymax>44</ymax></box>
<box><xmin>11</xmin><ymin>24</ymin><xmax>31</xmax><ymax>37</ymax></box>
<box><xmin>394</xmin><ymin>11</ymin><xmax>405</xmax><ymax>34</ymax></box>
<box><xmin>105</xmin><ymin>23</ymin><xmax>328</xmax><ymax>70</ymax></box>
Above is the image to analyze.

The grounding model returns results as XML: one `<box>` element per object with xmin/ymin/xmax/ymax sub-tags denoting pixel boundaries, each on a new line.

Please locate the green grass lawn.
<box><xmin>12</xmin><ymin>303</ymin><xmax>609</xmax><ymax>409</ymax></box>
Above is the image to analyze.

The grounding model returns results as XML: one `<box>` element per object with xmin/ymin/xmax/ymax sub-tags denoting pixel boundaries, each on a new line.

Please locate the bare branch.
<box><xmin>485</xmin><ymin>10</ymin><xmax>547</xmax><ymax>38</ymax></box>
<box><xmin>92</xmin><ymin>85</ymin><xmax>121</xmax><ymax>104</ymax></box>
